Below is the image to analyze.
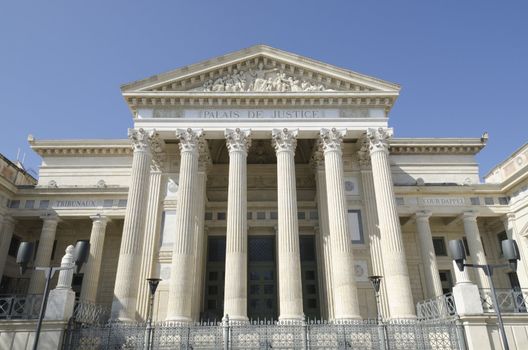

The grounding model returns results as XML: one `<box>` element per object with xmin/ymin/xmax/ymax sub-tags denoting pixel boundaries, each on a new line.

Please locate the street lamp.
<box><xmin>449</xmin><ymin>239</ymin><xmax>520</xmax><ymax>350</ymax></box>
<box><xmin>368</xmin><ymin>275</ymin><xmax>383</xmax><ymax>324</ymax></box>
<box><xmin>145</xmin><ymin>277</ymin><xmax>161</xmax><ymax>350</ymax></box>
<box><xmin>16</xmin><ymin>240</ymin><xmax>90</xmax><ymax>350</ymax></box>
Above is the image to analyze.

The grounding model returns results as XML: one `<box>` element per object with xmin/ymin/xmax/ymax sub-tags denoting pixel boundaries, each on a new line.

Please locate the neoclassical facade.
<box><xmin>1</xmin><ymin>45</ymin><xmax>528</xmax><ymax>327</ymax></box>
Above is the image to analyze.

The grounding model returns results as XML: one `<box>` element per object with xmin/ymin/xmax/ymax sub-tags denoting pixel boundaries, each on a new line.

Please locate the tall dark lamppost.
<box><xmin>145</xmin><ymin>277</ymin><xmax>161</xmax><ymax>350</ymax></box>
<box><xmin>368</xmin><ymin>275</ymin><xmax>386</xmax><ymax>350</ymax></box>
<box><xmin>449</xmin><ymin>239</ymin><xmax>520</xmax><ymax>350</ymax></box>
<box><xmin>16</xmin><ymin>240</ymin><xmax>90</xmax><ymax>350</ymax></box>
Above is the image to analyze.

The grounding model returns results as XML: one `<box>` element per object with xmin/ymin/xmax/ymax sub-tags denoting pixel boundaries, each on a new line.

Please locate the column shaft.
<box><xmin>367</xmin><ymin>127</ymin><xmax>415</xmax><ymax>318</ymax></box>
<box><xmin>358</xmin><ymin>161</ymin><xmax>390</xmax><ymax>318</ymax></box>
<box><xmin>192</xmin><ymin>169</ymin><xmax>208</xmax><ymax>321</ymax></box>
<box><xmin>166</xmin><ymin>129</ymin><xmax>201</xmax><ymax>322</ymax></box>
<box><xmin>28</xmin><ymin>215</ymin><xmax>59</xmax><ymax>294</ymax></box>
<box><xmin>462</xmin><ymin>212</ymin><xmax>491</xmax><ymax>289</ymax></box>
<box><xmin>80</xmin><ymin>215</ymin><xmax>109</xmax><ymax>303</ymax></box>
<box><xmin>273</xmin><ymin>128</ymin><xmax>303</xmax><ymax>321</ymax></box>
<box><xmin>224</xmin><ymin>128</ymin><xmax>251</xmax><ymax>322</ymax></box>
<box><xmin>415</xmin><ymin>212</ymin><xmax>444</xmax><ymax>298</ymax></box>
<box><xmin>0</xmin><ymin>217</ymin><xmax>16</xmax><ymax>279</ymax></box>
<box><xmin>320</xmin><ymin>128</ymin><xmax>360</xmax><ymax>320</ymax></box>
<box><xmin>112</xmin><ymin>128</ymin><xmax>158</xmax><ymax>321</ymax></box>
<box><xmin>313</xmin><ymin>162</ymin><xmax>334</xmax><ymax>320</ymax></box>
<box><xmin>136</xmin><ymin>167</ymin><xmax>163</xmax><ymax>320</ymax></box>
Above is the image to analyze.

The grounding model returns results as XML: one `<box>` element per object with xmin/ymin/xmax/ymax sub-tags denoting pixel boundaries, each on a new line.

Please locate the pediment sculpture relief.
<box><xmin>194</xmin><ymin>63</ymin><xmax>335</xmax><ymax>92</ymax></box>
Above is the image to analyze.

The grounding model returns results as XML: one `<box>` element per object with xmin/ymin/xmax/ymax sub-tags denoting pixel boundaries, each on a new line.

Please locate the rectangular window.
<box><xmin>498</xmin><ymin>197</ymin><xmax>510</xmax><ymax>205</ymax></box>
<box><xmin>470</xmin><ymin>197</ymin><xmax>480</xmax><ymax>205</ymax></box>
<box><xmin>9</xmin><ymin>200</ymin><xmax>20</xmax><ymax>209</ymax></box>
<box><xmin>309</xmin><ymin>211</ymin><xmax>318</xmax><ymax>220</ymax></box>
<box><xmin>39</xmin><ymin>200</ymin><xmax>50</xmax><ymax>209</ymax></box>
<box><xmin>395</xmin><ymin>197</ymin><xmax>405</xmax><ymax>205</ymax></box>
<box><xmin>117</xmin><ymin>199</ymin><xmax>127</xmax><ymax>207</ymax></box>
<box><xmin>432</xmin><ymin>237</ymin><xmax>448</xmax><ymax>256</ymax></box>
<box><xmin>297</xmin><ymin>211</ymin><xmax>306</xmax><ymax>220</ymax></box>
<box><xmin>484</xmin><ymin>197</ymin><xmax>494</xmax><ymax>205</ymax></box>
<box><xmin>438</xmin><ymin>270</ymin><xmax>454</xmax><ymax>294</ymax></box>
<box><xmin>270</xmin><ymin>211</ymin><xmax>278</xmax><ymax>220</ymax></box>
<box><xmin>24</xmin><ymin>200</ymin><xmax>35</xmax><ymax>209</ymax></box>
<box><xmin>256</xmin><ymin>212</ymin><xmax>266</xmax><ymax>220</ymax></box>
<box><xmin>217</xmin><ymin>212</ymin><xmax>226</xmax><ymax>220</ymax></box>
<box><xmin>205</xmin><ymin>212</ymin><xmax>213</xmax><ymax>220</ymax></box>
<box><xmin>347</xmin><ymin>210</ymin><xmax>364</xmax><ymax>244</ymax></box>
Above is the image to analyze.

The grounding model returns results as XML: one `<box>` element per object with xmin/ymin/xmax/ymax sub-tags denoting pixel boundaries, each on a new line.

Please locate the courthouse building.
<box><xmin>1</xmin><ymin>45</ymin><xmax>528</xmax><ymax>330</ymax></box>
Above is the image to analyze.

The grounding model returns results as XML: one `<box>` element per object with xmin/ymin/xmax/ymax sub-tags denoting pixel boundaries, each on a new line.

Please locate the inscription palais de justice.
<box><xmin>199</xmin><ymin>109</ymin><xmax>323</xmax><ymax>119</ymax></box>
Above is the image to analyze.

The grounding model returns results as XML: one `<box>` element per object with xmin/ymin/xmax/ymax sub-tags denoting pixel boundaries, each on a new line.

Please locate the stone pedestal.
<box><xmin>462</xmin><ymin>211</ymin><xmax>491</xmax><ymax>290</ymax></box>
<box><xmin>319</xmin><ymin>128</ymin><xmax>360</xmax><ymax>320</ymax></box>
<box><xmin>45</xmin><ymin>245</ymin><xmax>76</xmax><ymax>321</ymax></box>
<box><xmin>80</xmin><ymin>215</ymin><xmax>109</xmax><ymax>303</ymax></box>
<box><xmin>415</xmin><ymin>211</ymin><xmax>443</xmax><ymax>298</ymax></box>
<box><xmin>367</xmin><ymin>127</ymin><xmax>415</xmax><ymax>318</ymax></box>
<box><xmin>112</xmin><ymin>128</ymin><xmax>160</xmax><ymax>321</ymax></box>
<box><xmin>166</xmin><ymin>129</ymin><xmax>202</xmax><ymax>322</ymax></box>
<box><xmin>273</xmin><ymin>128</ymin><xmax>304</xmax><ymax>321</ymax></box>
<box><xmin>28</xmin><ymin>214</ymin><xmax>60</xmax><ymax>295</ymax></box>
<box><xmin>223</xmin><ymin>128</ymin><xmax>251</xmax><ymax>322</ymax></box>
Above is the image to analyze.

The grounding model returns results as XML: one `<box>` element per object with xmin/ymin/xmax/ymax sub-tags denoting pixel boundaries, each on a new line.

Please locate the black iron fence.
<box><xmin>62</xmin><ymin>317</ymin><xmax>464</xmax><ymax>350</ymax></box>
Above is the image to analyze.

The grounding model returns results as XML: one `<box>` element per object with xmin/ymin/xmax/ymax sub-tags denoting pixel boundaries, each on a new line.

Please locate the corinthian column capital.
<box><xmin>272</xmin><ymin>128</ymin><xmax>298</xmax><ymax>153</ymax></box>
<box><xmin>367</xmin><ymin>127</ymin><xmax>392</xmax><ymax>154</ymax></box>
<box><xmin>319</xmin><ymin>128</ymin><xmax>347</xmax><ymax>153</ymax></box>
<box><xmin>225</xmin><ymin>128</ymin><xmax>252</xmax><ymax>154</ymax></box>
<box><xmin>176</xmin><ymin>128</ymin><xmax>203</xmax><ymax>153</ymax></box>
<box><xmin>128</xmin><ymin>128</ymin><xmax>160</xmax><ymax>152</ymax></box>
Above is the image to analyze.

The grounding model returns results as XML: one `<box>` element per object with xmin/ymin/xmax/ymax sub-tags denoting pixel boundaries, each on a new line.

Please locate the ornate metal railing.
<box><xmin>63</xmin><ymin>317</ymin><xmax>464</xmax><ymax>350</ymax></box>
<box><xmin>0</xmin><ymin>294</ymin><xmax>42</xmax><ymax>320</ymax></box>
<box><xmin>416</xmin><ymin>293</ymin><xmax>457</xmax><ymax>320</ymax></box>
<box><xmin>72</xmin><ymin>300</ymin><xmax>111</xmax><ymax>325</ymax></box>
<box><xmin>479</xmin><ymin>288</ymin><xmax>528</xmax><ymax>313</ymax></box>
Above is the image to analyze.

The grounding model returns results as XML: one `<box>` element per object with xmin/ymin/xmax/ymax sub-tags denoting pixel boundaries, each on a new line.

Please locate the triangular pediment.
<box><xmin>121</xmin><ymin>45</ymin><xmax>400</xmax><ymax>94</ymax></box>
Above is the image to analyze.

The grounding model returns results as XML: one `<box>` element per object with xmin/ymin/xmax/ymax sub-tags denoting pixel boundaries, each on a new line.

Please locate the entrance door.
<box><xmin>248</xmin><ymin>236</ymin><xmax>277</xmax><ymax>320</ymax></box>
<box><xmin>203</xmin><ymin>237</ymin><xmax>226</xmax><ymax>321</ymax></box>
<box><xmin>300</xmin><ymin>235</ymin><xmax>320</xmax><ymax>319</ymax></box>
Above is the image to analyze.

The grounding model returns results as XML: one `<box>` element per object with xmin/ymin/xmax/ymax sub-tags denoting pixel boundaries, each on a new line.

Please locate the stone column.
<box><xmin>312</xmin><ymin>154</ymin><xmax>334</xmax><ymax>320</ymax></box>
<box><xmin>502</xmin><ymin>213</ymin><xmax>528</xmax><ymax>290</ymax></box>
<box><xmin>367</xmin><ymin>127</ymin><xmax>415</xmax><ymax>318</ymax></box>
<box><xmin>223</xmin><ymin>128</ymin><xmax>251</xmax><ymax>322</ymax></box>
<box><xmin>462</xmin><ymin>211</ymin><xmax>491</xmax><ymax>289</ymax></box>
<box><xmin>136</xmin><ymin>164</ymin><xmax>163</xmax><ymax>320</ymax></box>
<box><xmin>192</xmin><ymin>142</ymin><xmax>210</xmax><ymax>321</ymax></box>
<box><xmin>166</xmin><ymin>128</ymin><xmax>202</xmax><ymax>322</ymax></box>
<box><xmin>111</xmin><ymin>128</ymin><xmax>160</xmax><ymax>321</ymax></box>
<box><xmin>80</xmin><ymin>215</ymin><xmax>109</xmax><ymax>303</ymax></box>
<box><xmin>272</xmin><ymin>128</ymin><xmax>304</xmax><ymax>321</ymax></box>
<box><xmin>319</xmin><ymin>128</ymin><xmax>361</xmax><ymax>320</ymax></box>
<box><xmin>0</xmin><ymin>216</ymin><xmax>16</xmax><ymax>279</ymax></box>
<box><xmin>415</xmin><ymin>211</ymin><xmax>444</xmax><ymax>298</ymax></box>
<box><xmin>357</xmin><ymin>141</ymin><xmax>390</xmax><ymax>318</ymax></box>
<box><xmin>28</xmin><ymin>214</ymin><xmax>60</xmax><ymax>294</ymax></box>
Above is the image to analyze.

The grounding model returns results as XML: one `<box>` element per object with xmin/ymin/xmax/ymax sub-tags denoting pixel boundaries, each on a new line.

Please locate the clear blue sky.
<box><xmin>1</xmin><ymin>1</ymin><xmax>526</xmax><ymax>179</ymax></box>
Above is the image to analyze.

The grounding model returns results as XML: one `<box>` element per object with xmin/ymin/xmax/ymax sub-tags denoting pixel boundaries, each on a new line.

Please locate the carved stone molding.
<box><xmin>128</xmin><ymin>128</ymin><xmax>160</xmax><ymax>152</ymax></box>
<box><xmin>319</xmin><ymin>128</ymin><xmax>347</xmax><ymax>153</ymax></box>
<box><xmin>176</xmin><ymin>128</ymin><xmax>203</xmax><ymax>153</ymax></box>
<box><xmin>272</xmin><ymin>128</ymin><xmax>298</xmax><ymax>153</ymax></box>
<box><xmin>367</xmin><ymin>127</ymin><xmax>392</xmax><ymax>154</ymax></box>
<box><xmin>225</xmin><ymin>128</ymin><xmax>252</xmax><ymax>154</ymax></box>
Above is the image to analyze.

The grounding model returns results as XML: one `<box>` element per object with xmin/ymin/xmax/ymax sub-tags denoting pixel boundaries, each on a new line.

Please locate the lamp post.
<box><xmin>449</xmin><ymin>239</ymin><xmax>520</xmax><ymax>350</ymax></box>
<box><xmin>368</xmin><ymin>275</ymin><xmax>386</xmax><ymax>350</ymax></box>
<box><xmin>145</xmin><ymin>277</ymin><xmax>161</xmax><ymax>350</ymax></box>
<box><xmin>16</xmin><ymin>240</ymin><xmax>90</xmax><ymax>350</ymax></box>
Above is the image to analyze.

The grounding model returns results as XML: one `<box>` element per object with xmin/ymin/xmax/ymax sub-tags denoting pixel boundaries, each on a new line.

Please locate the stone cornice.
<box><xmin>389</xmin><ymin>138</ymin><xmax>486</xmax><ymax>155</ymax></box>
<box><xmin>29</xmin><ymin>136</ymin><xmax>132</xmax><ymax>157</ymax></box>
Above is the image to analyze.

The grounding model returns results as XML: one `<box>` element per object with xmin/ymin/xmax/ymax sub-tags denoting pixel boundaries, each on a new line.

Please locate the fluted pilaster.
<box><xmin>319</xmin><ymin>128</ymin><xmax>360</xmax><ymax>320</ymax></box>
<box><xmin>136</xmin><ymin>166</ymin><xmax>163</xmax><ymax>320</ymax></box>
<box><xmin>462</xmin><ymin>211</ymin><xmax>491</xmax><ymax>289</ymax></box>
<box><xmin>224</xmin><ymin>128</ymin><xmax>251</xmax><ymax>321</ymax></box>
<box><xmin>415</xmin><ymin>211</ymin><xmax>443</xmax><ymax>298</ymax></box>
<box><xmin>80</xmin><ymin>215</ymin><xmax>109</xmax><ymax>303</ymax></box>
<box><xmin>272</xmin><ymin>128</ymin><xmax>304</xmax><ymax>321</ymax></box>
<box><xmin>166</xmin><ymin>128</ymin><xmax>202</xmax><ymax>322</ymax></box>
<box><xmin>0</xmin><ymin>216</ymin><xmax>16</xmax><ymax>279</ymax></box>
<box><xmin>357</xmin><ymin>140</ymin><xmax>390</xmax><ymax>318</ymax></box>
<box><xmin>502</xmin><ymin>213</ymin><xmax>528</xmax><ymax>290</ymax></box>
<box><xmin>112</xmin><ymin>128</ymin><xmax>159</xmax><ymax>321</ymax></box>
<box><xmin>367</xmin><ymin>127</ymin><xmax>415</xmax><ymax>318</ymax></box>
<box><xmin>28</xmin><ymin>214</ymin><xmax>60</xmax><ymax>294</ymax></box>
